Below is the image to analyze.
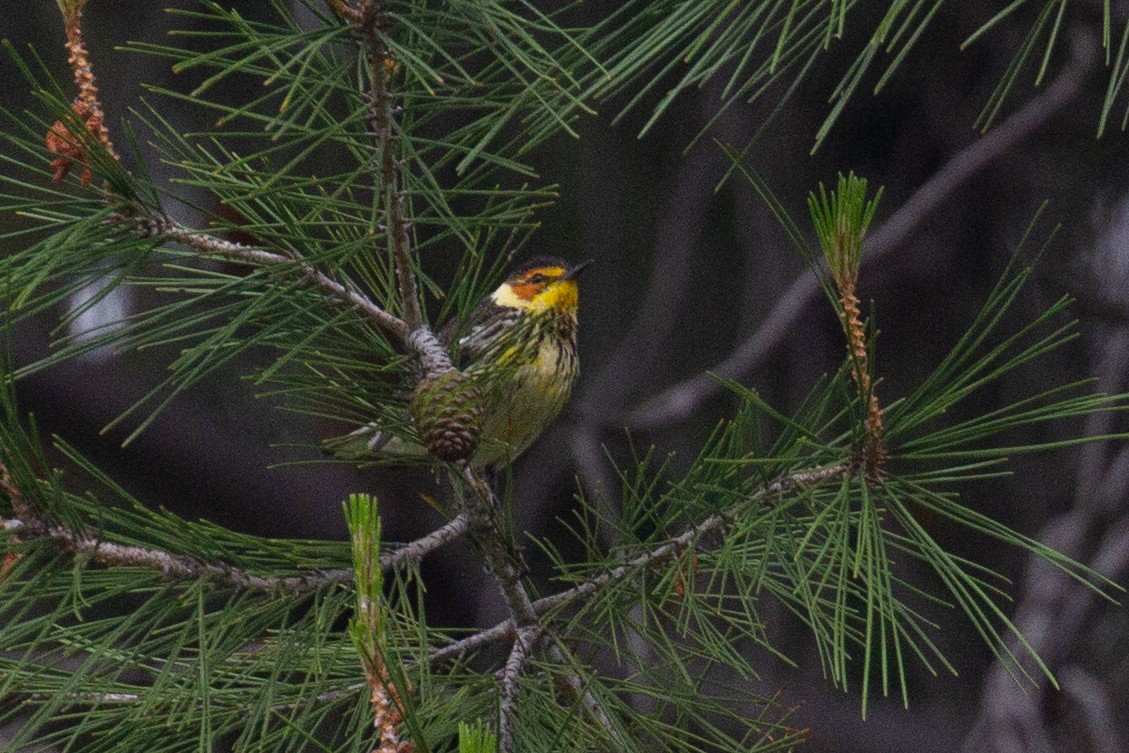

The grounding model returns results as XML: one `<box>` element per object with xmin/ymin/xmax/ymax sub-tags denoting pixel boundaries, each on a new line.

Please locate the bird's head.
<box><xmin>491</xmin><ymin>256</ymin><xmax>592</xmax><ymax>314</ymax></box>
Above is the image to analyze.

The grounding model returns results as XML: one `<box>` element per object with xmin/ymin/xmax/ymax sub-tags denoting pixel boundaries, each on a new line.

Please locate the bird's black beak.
<box><xmin>564</xmin><ymin>259</ymin><xmax>594</xmax><ymax>280</ymax></box>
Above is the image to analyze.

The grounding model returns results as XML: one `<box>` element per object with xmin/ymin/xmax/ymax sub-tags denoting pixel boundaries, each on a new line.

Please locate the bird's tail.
<box><xmin>323</xmin><ymin>422</ymin><xmax>426</xmax><ymax>462</ymax></box>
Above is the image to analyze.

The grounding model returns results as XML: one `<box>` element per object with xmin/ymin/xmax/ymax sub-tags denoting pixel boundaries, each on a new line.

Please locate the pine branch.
<box><xmin>122</xmin><ymin>213</ymin><xmax>412</xmax><ymax>343</ymax></box>
<box><xmin>358</xmin><ymin>1</ymin><xmax>424</xmax><ymax>333</ymax></box>
<box><xmin>456</xmin><ymin>461</ymin><xmax>618</xmax><ymax>743</ymax></box>
<box><xmin>536</xmin><ymin>463</ymin><xmax>850</xmax><ymax>614</ymax></box>
<box><xmin>383</xmin><ymin>511</ymin><xmax>472</xmax><ymax>568</ymax></box>
<box><xmin>499</xmin><ymin>626</ymin><xmax>537</xmax><ymax>753</ymax></box>
<box><xmin>0</xmin><ymin>503</ymin><xmax>469</xmax><ymax>592</ymax></box>
<box><xmin>424</xmin><ymin>464</ymin><xmax>852</xmax><ymax>690</ymax></box>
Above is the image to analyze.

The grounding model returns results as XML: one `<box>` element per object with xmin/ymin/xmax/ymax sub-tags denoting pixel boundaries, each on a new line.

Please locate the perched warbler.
<box><xmin>331</xmin><ymin>256</ymin><xmax>590</xmax><ymax>468</ymax></box>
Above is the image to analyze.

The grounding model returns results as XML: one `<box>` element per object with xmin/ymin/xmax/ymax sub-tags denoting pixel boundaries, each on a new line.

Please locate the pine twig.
<box><xmin>347</xmin><ymin>494</ymin><xmax>412</xmax><ymax>753</ymax></box>
<box><xmin>355</xmin><ymin>0</ymin><xmax>424</xmax><ymax>333</ymax></box>
<box><xmin>0</xmin><ymin>506</ymin><xmax>470</xmax><ymax>593</ymax></box>
<box><xmin>124</xmin><ymin>214</ymin><xmax>412</xmax><ymax>342</ymax></box>
<box><xmin>427</xmin><ymin>463</ymin><xmax>852</xmax><ymax>663</ymax></box>
<box><xmin>499</xmin><ymin>626</ymin><xmax>538</xmax><ymax>753</ymax></box>
<box><xmin>427</xmin><ymin>619</ymin><xmax>517</xmax><ymax>667</ymax></box>
<box><xmin>21</xmin><ymin>691</ymin><xmax>142</xmax><ymax>705</ymax></box>
<box><xmin>1</xmin><ymin>514</ymin><xmax>351</xmax><ymax>591</ymax></box>
<box><xmin>456</xmin><ymin>461</ymin><xmax>618</xmax><ymax>743</ymax></box>
<box><xmin>46</xmin><ymin>0</ymin><xmax>118</xmax><ymax>187</ymax></box>
<box><xmin>382</xmin><ymin>512</ymin><xmax>471</xmax><ymax>568</ymax></box>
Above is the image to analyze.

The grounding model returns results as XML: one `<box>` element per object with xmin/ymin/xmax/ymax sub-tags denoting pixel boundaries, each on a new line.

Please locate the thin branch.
<box><xmin>382</xmin><ymin>512</ymin><xmax>471</xmax><ymax>569</ymax></box>
<box><xmin>0</xmin><ymin>511</ymin><xmax>470</xmax><ymax>592</ymax></box>
<box><xmin>456</xmin><ymin>461</ymin><xmax>618</xmax><ymax>739</ymax></box>
<box><xmin>457</xmin><ymin>463</ymin><xmax>539</xmax><ymax>625</ymax></box>
<box><xmin>499</xmin><ymin>626</ymin><xmax>537</xmax><ymax>753</ymax></box>
<box><xmin>127</xmin><ymin>215</ymin><xmax>412</xmax><ymax>342</ymax></box>
<box><xmin>627</xmin><ymin>39</ymin><xmax>1095</xmax><ymax>431</ymax></box>
<box><xmin>427</xmin><ymin>619</ymin><xmax>517</xmax><ymax>667</ymax></box>
<box><xmin>19</xmin><ymin>691</ymin><xmax>142</xmax><ymax>706</ymax></box>
<box><xmin>3</xmin><ymin>515</ymin><xmax>351</xmax><ymax>591</ymax></box>
<box><xmin>357</xmin><ymin>0</ymin><xmax>424</xmax><ymax>332</ymax></box>
<box><xmin>534</xmin><ymin>463</ymin><xmax>849</xmax><ymax>614</ymax></box>
<box><xmin>425</xmin><ymin>463</ymin><xmax>852</xmax><ymax>661</ymax></box>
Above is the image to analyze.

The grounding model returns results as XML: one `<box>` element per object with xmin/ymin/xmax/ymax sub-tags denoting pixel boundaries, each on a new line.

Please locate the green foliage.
<box><xmin>459</xmin><ymin>719</ymin><xmax>498</xmax><ymax>753</ymax></box>
<box><xmin>0</xmin><ymin>1</ymin><xmax>1126</xmax><ymax>752</ymax></box>
<box><xmin>807</xmin><ymin>172</ymin><xmax>882</xmax><ymax>284</ymax></box>
<box><xmin>546</xmin><ymin>245</ymin><xmax>1119</xmax><ymax>717</ymax></box>
<box><xmin>346</xmin><ymin>493</ymin><xmax>385</xmax><ymax>667</ymax></box>
<box><xmin>581</xmin><ymin>0</ymin><xmax>1126</xmax><ymax>153</ymax></box>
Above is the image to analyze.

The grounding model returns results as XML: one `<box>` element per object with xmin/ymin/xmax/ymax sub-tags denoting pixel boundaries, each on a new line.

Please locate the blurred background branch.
<box><xmin>3</xmin><ymin>1</ymin><xmax>1129</xmax><ymax>751</ymax></box>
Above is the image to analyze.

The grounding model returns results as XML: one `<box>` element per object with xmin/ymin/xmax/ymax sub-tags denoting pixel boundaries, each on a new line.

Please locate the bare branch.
<box><xmin>20</xmin><ymin>691</ymin><xmax>142</xmax><ymax>706</ymax></box>
<box><xmin>627</xmin><ymin>40</ymin><xmax>1095</xmax><ymax>431</ymax></box>
<box><xmin>499</xmin><ymin>626</ymin><xmax>538</xmax><ymax>753</ymax></box>
<box><xmin>0</xmin><ymin>510</ymin><xmax>469</xmax><ymax>592</ymax></box>
<box><xmin>427</xmin><ymin>619</ymin><xmax>517</xmax><ymax>667</ymax></box>
<box><xmin>381</xmin><ymin>512</ymin><xmax>470</xmax><ymax>569</ymax></box>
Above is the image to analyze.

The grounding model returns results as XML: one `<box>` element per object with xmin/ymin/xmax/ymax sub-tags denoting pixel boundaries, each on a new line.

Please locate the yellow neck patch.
<box><xmin>493</xmin><ymin>278</ymin><xmax>579</xmax><ymax>313</ymax></box>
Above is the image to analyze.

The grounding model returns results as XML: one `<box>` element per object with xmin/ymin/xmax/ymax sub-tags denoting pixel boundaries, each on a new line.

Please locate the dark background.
<box><xmin>3</xmin><ymin>2</ymin><xmax>1129</xmax><ymax>751</ymax></box>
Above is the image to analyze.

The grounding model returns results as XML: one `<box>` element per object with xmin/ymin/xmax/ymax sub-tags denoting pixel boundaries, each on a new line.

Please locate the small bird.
<box><xmin>330</xmin><ymin>256</ymin><xmax>590</xmax><ymax>468</ymax></box>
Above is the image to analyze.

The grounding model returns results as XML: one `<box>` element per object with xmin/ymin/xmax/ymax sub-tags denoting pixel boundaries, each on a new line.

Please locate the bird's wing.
<box><xmin>442</xmin><ymin>297</ymin><xmax>519</xmax><ymax>366</ymax></box>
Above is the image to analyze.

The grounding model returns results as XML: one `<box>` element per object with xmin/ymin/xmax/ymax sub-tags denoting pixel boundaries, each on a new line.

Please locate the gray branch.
<box><xmin>139</xmin><ymin>217</ymin><xmax>411</xmax><ymax>343</ymax></box>
<box><xmin>499</xmin><ymin>626</ymin><xmax>538</xmax><ymax>753</ymax></box>
<box><xmin>0</xmin><ymin>511</ymin><xmax>470</xmax><ymax>592</ymax></box>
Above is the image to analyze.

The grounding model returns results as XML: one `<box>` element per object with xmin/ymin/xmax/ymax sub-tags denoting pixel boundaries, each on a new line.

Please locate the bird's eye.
<box><xmin>527</xmin><ymin>273</ymin><xmax>546</xmax><ymax>284</ymax></box>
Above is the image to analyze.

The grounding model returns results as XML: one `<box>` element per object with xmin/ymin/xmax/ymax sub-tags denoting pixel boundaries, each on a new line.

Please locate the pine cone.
<box><xmin>409</xmin><ymin>370</ymin><xmax>483</xmax><ymax>462</ymax></box>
